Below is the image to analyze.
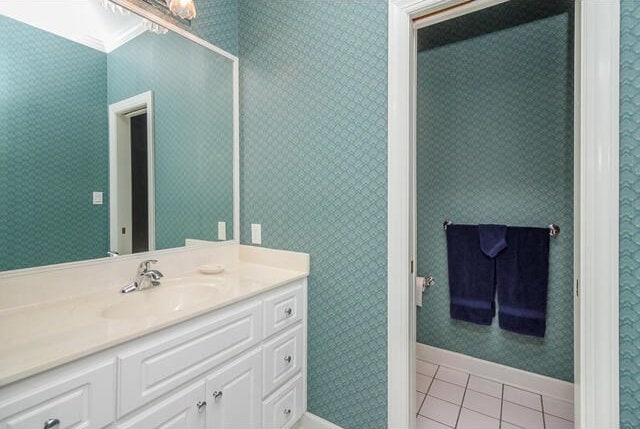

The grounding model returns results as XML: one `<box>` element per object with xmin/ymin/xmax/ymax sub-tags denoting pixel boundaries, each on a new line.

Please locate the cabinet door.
<box><xmin>117</xmin><ymin>381</ymin><xmax>206</xmax><ymax>429</ymax></box>
<box><xmin>205</xmin><ymin>349</ymin><xmax>262</xmax><ymax>429</ymax></box>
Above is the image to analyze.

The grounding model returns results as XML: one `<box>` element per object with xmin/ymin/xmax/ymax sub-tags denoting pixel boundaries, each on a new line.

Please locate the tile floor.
<box><xmin>416</xmin><ymin>359</ymin><xmax>574</xmax><ymax>429</ymax></box>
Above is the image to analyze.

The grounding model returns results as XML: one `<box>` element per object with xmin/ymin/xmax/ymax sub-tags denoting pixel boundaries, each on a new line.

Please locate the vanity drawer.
<box><xmin>0</xmin><ymin>361</ymin><xmax>115</xmax><ymax>429</ymax></box>
<box><xmin>262</xmin><ymin>374</ymin><xmax>303</xmax><ymax>429</ymax></box>
<box><xmin>262</xmin><ymin>324</ymin><xmax>303</xmax><ymax>397</ymax></box>
<box><xmin>117</xmin><ymin>301</ymin><xmax>261</xmax><ymax>417</ymax></box>
<box><xmin>263</xmin><ymin>280</ymin><xmax>304</xmax><ymax>338</ymax></box>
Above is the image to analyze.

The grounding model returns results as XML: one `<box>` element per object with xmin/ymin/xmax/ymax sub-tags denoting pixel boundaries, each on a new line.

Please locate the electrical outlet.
<box><xmin>218</xmin><ymin>221</ymin><xmax>226</xmax><ymax>241</ymax></box>
<box><xmin>251</xmin><ymin>223</ymin><xmax>262</xmax><ymax>245</ymax></box>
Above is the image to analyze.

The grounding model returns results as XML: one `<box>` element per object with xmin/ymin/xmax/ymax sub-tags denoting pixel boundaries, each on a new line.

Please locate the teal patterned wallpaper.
<box><xmin>415</xmin><ymin>9</ymin><xmax>574</xmax><ymax>382</ymax></box>
<box><xmin>620</xmin><ymin>1</ymin><xmax>640</xmax><ymax>426</ymax></box>
<box><xmin>108</xmin><ymin>31</ymin><xmax>234</xmax><ymax>249</ymax></box>
<box><xmin>0</xmin><ymin>15</ymin><xmax>108</xmax><ymax>271</ymax></box>
<box><xmin>190</xmin><ymin>0</ymin><xmax>238</xmax><ymax>55</ymax></box>
<box><xmin>238</xmin><ymin>1</ymin><xmax>388</xmax><ymax>427</ymax></box>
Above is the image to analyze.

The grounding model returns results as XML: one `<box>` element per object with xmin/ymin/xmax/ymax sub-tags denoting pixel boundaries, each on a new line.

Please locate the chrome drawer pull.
<box><xmin>212</xmin><ymin>390</ymin><xmax>223</xmax><ymax>401</ymax></box>
<box><xmin>196</xmin><ymin>401</ymin><xmax>207</xmax><ymax>413</ymax></box>
<box><xmin>284</xmin><ymin>355</ymin><xmax>293</xmax><ymax>364</ymax></box>
<box><xmin>283</xmin><ymin>408</ymin><xmax>292</xmax><ymax>416</ymax></box>
<box><xmin>43</xmin><ymin>419</ymin><xmax>60</xmax><ymax>429</ymax></box>
<box><xmin>284</xmin><ymin>307</ymin><xmax>293</xmax><ymax>317</ymax></box>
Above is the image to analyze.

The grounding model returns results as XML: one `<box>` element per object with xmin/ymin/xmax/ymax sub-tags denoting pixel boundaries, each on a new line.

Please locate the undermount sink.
<box><xmin>102</xmin><ymin>283</ymin><xmax>222</xmax><ymax>320</ymax></box>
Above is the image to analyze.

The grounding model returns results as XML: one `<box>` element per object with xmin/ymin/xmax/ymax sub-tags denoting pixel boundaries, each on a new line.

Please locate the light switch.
<box><xmin>251</xmin><ymin>223</ymin><xmax>261</xmax><ymax>245</ymax></box>
<box><xmin>93</xmin><ymin>192</ymin><xmax>103</xmax><ymax>205</ymax></box>
<box><xmin>218</xmin><ymin>221</ymin><xmax>226</xmax><ymax>241</ymax></box>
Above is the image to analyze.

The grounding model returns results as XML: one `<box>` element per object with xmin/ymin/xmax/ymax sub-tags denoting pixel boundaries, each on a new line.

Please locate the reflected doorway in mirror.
<box><xmin>108</xmin><ymin>90</ymin><xmax>156</xmax><ymax>256</ymax></box>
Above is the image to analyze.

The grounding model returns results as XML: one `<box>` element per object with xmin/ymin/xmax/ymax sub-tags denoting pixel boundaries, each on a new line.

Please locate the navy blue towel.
<box><xmin>496</xmin><ymin>227</ymin><xmax>550</xmax><ymax>337</ymax></box>
<box><xmin>446</xmin><ymin>225</ymin><xmax>496</xmax><ymax>325</ymax></box>
<box><xmin>478</xmin><ymin>224</ymin><xmax>507</xmax><ymax>258</ymax></box>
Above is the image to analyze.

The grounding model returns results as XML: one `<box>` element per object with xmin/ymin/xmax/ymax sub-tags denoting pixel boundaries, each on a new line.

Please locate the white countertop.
<box><xmin>0</xmin><ymin>245</ymin><xmax>309</xmax><ymax>387</ymax></box>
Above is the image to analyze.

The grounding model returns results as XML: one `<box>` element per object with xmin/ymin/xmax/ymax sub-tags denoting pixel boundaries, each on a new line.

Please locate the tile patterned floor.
<box><xmin>416</xmin><ymin>359</ymin><xmax>574</xmax><ymax>429</ymax></box>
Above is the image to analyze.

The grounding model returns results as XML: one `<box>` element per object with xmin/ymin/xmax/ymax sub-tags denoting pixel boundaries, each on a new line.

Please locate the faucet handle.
<box><xmin>138</xmin><ymin>259</ymin><xmax>158</xmax><ymax>273</ymax></box>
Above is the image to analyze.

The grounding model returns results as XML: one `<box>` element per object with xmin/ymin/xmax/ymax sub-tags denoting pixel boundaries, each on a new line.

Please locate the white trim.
<box><xmin>110</xmin><ymin>0</ymin><xmax>238</xmax><ymax>62</ymax></box>
<box><xmin>232</xmin><ymin>59</ymin><xmax>241</xmax><ymax>242</ymax></box>
<box><xmin>413</xmin><ymin>0</ymin><xmax>509</xmax><ymax>29</ymax></box>
<box><xmin>108</xmin><ymin>91</ymin><xmax>156</xmax><ymax>254</ymax></box>
<box><xmin>388</xmin><ymin>3</ymin><xmax>415</xmax><ymax>428</ymax></box>
<box><xmin>103</xmin><ymin>22</ymin><xmax>147</xmax><ymax>53</ymax></box>
<box><xmin>416</xmin><ymin>343</ymin><xmax>574</xmax><ymax>402</ymax></box>
<box><xmin>146</xmin><ymin>97</ymin><xmax>156</xmax><ymax>252</ymax></box>
<box><xmin>293</xmin><ymin>413</ymin><xmax>343</xmax><ymax>429</ymax></box>
<box><xmin>388</xmin><ymin>1</ymin><xmax>620</xmax><ymax>428</ymax></box>
<box><xmin>70</xmin><ymin>35</ymin><xmax>108</xmax><ymax>53</ymax></box>
<box><xmin>572</xmin><ymin>2</ymin><xmax>583</xmax><ymax>425</ymax></box>
<box><xmin>576</xmin><ymin>1</ymin><xmax>620</xmax><ymax>428</ymax></box>
<box><xmin>393</xmin><ymin>0</ymin><xmax>466</xmax><ymax>16</ymax></box>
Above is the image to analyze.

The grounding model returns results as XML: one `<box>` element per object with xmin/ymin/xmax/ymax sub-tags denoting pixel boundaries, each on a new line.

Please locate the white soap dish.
<box><xmin>198</xmin><ymin>264</ymin><xmax>225</xmax><ymax>275</ymax></box>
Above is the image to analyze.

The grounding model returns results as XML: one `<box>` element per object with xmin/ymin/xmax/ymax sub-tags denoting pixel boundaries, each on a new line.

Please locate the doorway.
<box><xmin>388</xmin><ymin>1</ymin><xmax>620</xmax><ymax>428</ymax></box>
<box><xmin>414</xmin><ymin>1</ymin><xmax>575</xmax><ymax>428</ymax></box>
<box><xmin>130</xmin><ymin>112</ymin><xmax>149</xmax><ymax>253</ymax></box>
<box><xmin>108</xmin><ymin>91</ymin><xmax>155</xmax><ymax>256</ymax></box>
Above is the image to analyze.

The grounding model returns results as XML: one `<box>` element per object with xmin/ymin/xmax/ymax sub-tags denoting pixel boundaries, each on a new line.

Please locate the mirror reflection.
<box><xmin>0</xmin><ymin>1</ymin><xmax>235</xmax><ymax>271</ymax></box>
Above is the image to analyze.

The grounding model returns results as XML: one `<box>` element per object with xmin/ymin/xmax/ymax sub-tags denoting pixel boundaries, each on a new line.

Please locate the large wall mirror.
<box><xmin>0</xmin><ymin>0</ymin><xmax>238</xmax><ymax>272</ymax></box>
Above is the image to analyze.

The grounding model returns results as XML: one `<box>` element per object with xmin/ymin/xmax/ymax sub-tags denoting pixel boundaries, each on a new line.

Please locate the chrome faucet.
<box><xmin>121</xmin><ymin>259</ymin><xmax>164</xmax><ymax>293</ymax></box>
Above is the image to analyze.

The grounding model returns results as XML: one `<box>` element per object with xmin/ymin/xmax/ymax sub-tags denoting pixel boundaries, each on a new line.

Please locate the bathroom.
<box><xmin>0</xmin><ymin>1</ymin><xmax>635</xmax><ymax>429</ymax></box>
<box><xmin>413</xmin><ymin>1</ymin><xmax>574</xmax><ymax>428</ymax></box>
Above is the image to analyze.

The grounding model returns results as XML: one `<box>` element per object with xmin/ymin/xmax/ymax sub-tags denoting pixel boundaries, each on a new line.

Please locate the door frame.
<box><xmin>387</xmin><ymin>1</ymin><xmax>620</xmax><ymax>428</ymax></box>
<box><xmin>109</xmin><ymin>90</ymin><xmax>156</xmax><ymax>254</ymax></box>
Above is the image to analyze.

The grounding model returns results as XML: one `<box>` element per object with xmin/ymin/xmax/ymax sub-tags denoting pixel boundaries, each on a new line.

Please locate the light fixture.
<box><xmin>167</xmin><ymin>0</ymin><xmax>196</xmax><ymax>20</ymax></box>
<box><xmin>142</xmin><ymin>19</ymin><xmax>169</xmax><ymax>35</ymax></box>
<box><xmin>100</xmin><ymin>0</ymin><xmax>131</xmax><ymax>15</ymax></box>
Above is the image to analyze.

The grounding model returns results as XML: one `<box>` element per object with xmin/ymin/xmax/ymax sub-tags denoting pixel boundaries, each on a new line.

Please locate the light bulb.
<box><xmin>167</xmin><ymin>0</ymin><xmax>196</xmax><ymax>20</ymax></box>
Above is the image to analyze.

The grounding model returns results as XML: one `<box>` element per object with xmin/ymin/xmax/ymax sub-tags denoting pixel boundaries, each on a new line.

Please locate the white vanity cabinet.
<box><xmin>0</xmin><ymin>278</ymin><xmax>307</xmax><ymax>429</ymax></box>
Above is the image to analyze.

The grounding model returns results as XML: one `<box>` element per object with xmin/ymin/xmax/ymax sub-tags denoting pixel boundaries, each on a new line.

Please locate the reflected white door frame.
<box><xmin>108</xmin><ymin>90</ymin><xmax>155</xmax><ymax>255</ymax></box>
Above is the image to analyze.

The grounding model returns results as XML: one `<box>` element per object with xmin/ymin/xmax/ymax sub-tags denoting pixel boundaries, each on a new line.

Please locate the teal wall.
<box><xmin>191</xmin><ymin>0</ymin><xmax>238</xmax><ymax>55</ymax></box>
<box><xmin>0</xmin><ymin>15</ymin><xmax>108</xmax><ymax>271</ymax></box>
<box><xmin>108</xmin><ymin>31</ymin><xmax>234</xmax><ymax>250</ymax></box>
<box><xmin>415</xmin><ymin>10</ymin><xmax>574</xmax><ymax>382</ymax></box>
<box><xmin>237</xmin><ymin>1</ymin><xmax>388</xmax><ymax>427</ymax></box>
<box><xmin>620</xmin><ymin>1</ymin><xmax>640</xmax><ymax>426</ymax></box>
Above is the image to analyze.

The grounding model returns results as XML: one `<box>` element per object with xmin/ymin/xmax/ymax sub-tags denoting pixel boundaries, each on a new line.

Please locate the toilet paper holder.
<box><xmin>416</xmin><ymin>276</ymin><xmax>435</xmax><ymax>307</ymax></box>
<box><xmin>417</xmin><ymin>275</ymin><xmax>435</xmax><ymax>290</ymax></box>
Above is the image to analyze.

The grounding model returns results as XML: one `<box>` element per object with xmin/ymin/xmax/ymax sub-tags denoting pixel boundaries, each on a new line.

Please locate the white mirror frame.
<box><xmin>388</xmin><ymin>1</ymin><xmax>620</xmax><ymax>428</ymax></box>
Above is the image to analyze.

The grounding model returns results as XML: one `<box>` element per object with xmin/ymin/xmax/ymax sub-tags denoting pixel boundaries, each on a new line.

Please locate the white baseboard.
<box><xmin>293</xmin><ymin>412</ymin><xmax>344</xmax><ymax>429</ymax></box>
<box><xmin>416</xmin><ymin>343</ymin><xmax>574</xmax><ymax>402</ymax></box>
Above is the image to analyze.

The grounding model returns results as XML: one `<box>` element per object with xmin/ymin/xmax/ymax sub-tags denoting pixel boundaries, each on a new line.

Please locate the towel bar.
<box><xmin>442</xmin><ymin>220</ymin><xmax>560</xmax><ymax>237</ymax></box>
